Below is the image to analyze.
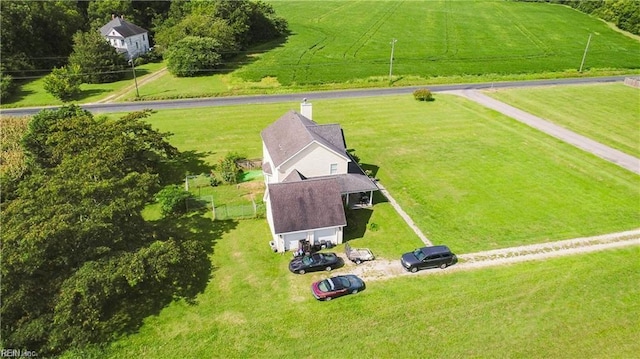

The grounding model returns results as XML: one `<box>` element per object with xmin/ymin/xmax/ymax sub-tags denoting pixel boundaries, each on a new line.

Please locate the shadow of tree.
<box><xmin>159</xmin><ymin>150</ymin><xmax>213</xmax><ymax>185</ymax></box>
<box><xmin>2</xmin><ymin>82</ymin><xmax>36</xmax><ymax>104</ymax></box>
<box><xmin>117</xmin><ymin>213</ymin><xmax>238</xmax><ymax>337</ymax></box>
<box><xmin>77</xmin><ymin>88</ymin><xmax>110</xmax><ymax>100</ymax></box>
<box><xmin>344</xmin><ymin>208</ymin><xmax>373</xmax><ymax>241</ymax></box>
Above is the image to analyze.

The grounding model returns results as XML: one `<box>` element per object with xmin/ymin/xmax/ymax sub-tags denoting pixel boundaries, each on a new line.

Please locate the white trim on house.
<box><xmin>276</xmin><ymin>141</ymin><xmax>349</xmax><ymax>175</ymax></box>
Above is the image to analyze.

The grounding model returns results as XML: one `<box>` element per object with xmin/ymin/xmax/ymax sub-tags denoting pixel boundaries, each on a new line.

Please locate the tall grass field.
<box><xmin>236</xmin><ymin>0</ymin><xmax>640</xmax><ymax>85</ymax></box>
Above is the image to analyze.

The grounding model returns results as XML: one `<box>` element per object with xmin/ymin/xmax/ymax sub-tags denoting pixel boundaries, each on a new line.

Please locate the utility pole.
<box><xmin>579</xmin><ymin>34</ymin><xmax>592</xmax><ymax>73</ymax></box>
<box><xmin>129</xmin><ymin>59</ymin><xmax>139</xmax><ymax>97</ymax></box>
<box><xmin>389</xmin><ymin>38</ymin><xmax>397</xmax><ymax>82</ymax></box>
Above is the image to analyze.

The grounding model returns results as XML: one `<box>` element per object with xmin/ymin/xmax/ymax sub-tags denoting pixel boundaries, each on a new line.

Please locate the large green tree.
<box><xmin>1</xmin><ymin>106</ymin><xmax>210</xmax><ymax>356</ymax></box>
<box><xmin>0</xmin><ymin>1</ymin><xmax>84</xmax><ymax>74</ymax></box>
<box><xmin>68</xmin><ymin>30</ymin><xmax>127</xmax><ymax>83</ymax></box>
<box><xmin>155</xmin><ymin>0</ymin><xmax>288</xmax><ymax>57</ymax></box>
<box><xmin>165</xmin><ymin>36</ymin><xmax>223</xmax><ymax>77</ymax></box>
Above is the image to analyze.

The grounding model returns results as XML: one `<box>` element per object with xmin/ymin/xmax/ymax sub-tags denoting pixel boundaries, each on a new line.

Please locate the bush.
<box><xmin>155</xmin><ymin>185</ymin><xmax>194</xmax><ymax>216</ymax></box>
<box><xmin>215</xmin><ymin>153</ymin><xmax>244</xmax><ymax>184</ymax></box>
<box><xmin>43</xmin><ymin>65</ymin><xmax>82</xmax><ymax>102</ymax></box>
<box><xmin>413</xmin><ymin>88</ymin><xmax>434</xmax><ymax>102</ymax></box>
<box><xmin>134</xmin><ymin>48</ymin><xmax>163</xmax><ymax>66</ymax></box>
<box><xmin>165</xmin><ymin>36</ymin><xmax>222</xmax><ymax>77</ymax></box>
<box><xmin>0</xmin><ymin>71</ymin><xmax>15</xmax><ymax>101</ymax></box>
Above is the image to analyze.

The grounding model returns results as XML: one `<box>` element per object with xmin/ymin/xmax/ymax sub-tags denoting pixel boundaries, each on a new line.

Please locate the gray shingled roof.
<box><xmin>100</xmin><ymin>17</ymin><xmax>147</xmax><ymax>38</ymax></box>
<box><xmin>282</xmin><ymin>170</ymin><xmax>306</xmax><ymax>182</ymax></box>
<box><xmin>260</xmin><ymin>111</ymin><xmax>348</xmax><ymax>169</ymax></box>
<box><xmin>320</xmin><ymin>173</ymin><xmax>379</xmax><ymax>193</ymax></box>
<box><xmin>268</xmin><ymin>179</ymin><xmax>346</xmax><ymax>234</ymax></box>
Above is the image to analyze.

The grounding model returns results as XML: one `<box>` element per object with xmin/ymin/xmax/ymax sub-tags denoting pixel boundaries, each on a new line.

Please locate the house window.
<box><xmin>330</xmin><ymin>163</ymin><xmax>338</xmax><ymax>174</ymax></box>
<box><xmin>136</xmin><ymin>42</ymin><xmax>139</xmax><ymax>49</ymax></box>
<box><xmin>120</xmin><ymin>39</ymin><xmax>124</xmax><ymax>46</ymax></box>
<box><xmin>143</xmin><ymin>34</ymin><xmax>146</xmax><ymax>41</ymax></box>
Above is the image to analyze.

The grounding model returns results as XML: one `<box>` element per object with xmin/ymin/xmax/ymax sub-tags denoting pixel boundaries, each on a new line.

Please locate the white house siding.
<box><xmin>282</xmin><ymin>232</ymin><xmax>309</xmax><ymax>252</ymax></box>
<box><xmin>313</xmin><ymin>227</ymin><xmax>342</xmax><ymax>246</ymax></box>
<box><xmin>279</xmin><ymin>143</ymin><xmax>348</xmax><ymax>180</ymax></box>
<box><xmin>123</xmin><ymin>33</ymin><xmax>149</xmax><ymax>59</ymax></box>
<box><xmin>262</xmin><ymin>142</ymin><xmax>275</xmax><ymax>184</ymax></box>
<box><xmin>280</xmin><ymin>227</ymin><xmax>340</xmax><ymax>252</ymax></box>
<box><xmin>104</xmin><ymin>31</ymin><xmax>149</xmax><ymax>60</ymax></box>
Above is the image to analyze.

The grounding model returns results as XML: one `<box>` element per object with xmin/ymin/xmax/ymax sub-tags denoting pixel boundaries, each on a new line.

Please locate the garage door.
<box><xmin>314</xmin><ymin>228</ymin><xmax>336</xmax><ymax>245</ymax></box>
<box><xmin>284</xmin><ymin>232</ymin><xmax>307</xmax><ymax>251</ymax></box>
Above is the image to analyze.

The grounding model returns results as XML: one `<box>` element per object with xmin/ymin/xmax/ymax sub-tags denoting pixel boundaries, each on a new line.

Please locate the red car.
<box><xmin>311</xmin><ymin>275</ymin><xmax>365</xmax><ymax>301</ymax></box>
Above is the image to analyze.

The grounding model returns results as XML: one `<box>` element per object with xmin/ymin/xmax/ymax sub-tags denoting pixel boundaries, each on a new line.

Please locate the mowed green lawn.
<box><xmin>95</xmin><ymin>88</ymin><xmax>640</xmax><ymax>358</ymax></box>
<box><xmin>0</xmin><ymin>62</ymin><xmax>165</xmax><ymax>108</ymax></box>
<box><xmin>235</xmin><ymin>0</ymin><xmax>640</xmax><ymax>84</ymax></box>
<box><xmin>102</xmin><ymin>219</ymin><xmax>640</xmax><ymax>358</ymax></box>
<box><xmin>485</xmin><ymin>83</ymin><xmax>640</xmax><ymax>158</ymax></box>
<box><xmin>322</xmin><ymin>94</ymin><xmax>640</xmax><ymax>251</ymax></box>
<box><xmin>141</xmin><ymin>91</ymin><xmax>639</xmax><ymax>253</ymax></box>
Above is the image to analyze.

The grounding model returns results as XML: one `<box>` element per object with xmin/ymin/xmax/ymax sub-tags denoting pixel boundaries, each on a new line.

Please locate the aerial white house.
<box><xmin>261</xmin><ymin>100</ymin><xmax>379</xmax><ymax>253</ymax></box>
<box><xmin>100</xmin><ymin>15</ymin><xmax>150</xmax><ymax>60</ymax></box>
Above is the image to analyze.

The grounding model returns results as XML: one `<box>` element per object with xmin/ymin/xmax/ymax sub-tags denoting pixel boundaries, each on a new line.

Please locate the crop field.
<box><xmin>101</xmin><ymin>221</ymin><xmax>640</xmax><ymax>358</ymax></box>
<box><xmin>235</xmin><ymin>0</ymin><xmax>640</xmax><ymax>85</ymax></box>
<box><xmin>484</xmin><ymin>83</ymin><xmax>640</xmax><ymax>158</ymax></box>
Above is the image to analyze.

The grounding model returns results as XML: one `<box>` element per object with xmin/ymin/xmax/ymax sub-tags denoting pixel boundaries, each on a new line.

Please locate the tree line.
<box><xmin>516</xmin><ymin>0</ymin><xmax>639</xmax><ymax>35</ymax></box>
<box><xmin>0</xmin><ymin>0</ymin><xmax>288</xmax><ymax>101</ymax></box>
<box><xmin>0</xmin><ymin>107</ymin><xmax>216</xmax><ymax>356</ymax></box>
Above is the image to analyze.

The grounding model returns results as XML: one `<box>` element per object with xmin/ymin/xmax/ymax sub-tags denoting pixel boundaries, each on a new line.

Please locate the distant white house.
<box><xmin>261</xmin><ymin>101</ymin><xmax>379</xmax><ymax>253</ymax></box>
<box><xmin>99</xmin><ymin>15</ymin><xmax>149</xmax><ymax>60</ymax></box>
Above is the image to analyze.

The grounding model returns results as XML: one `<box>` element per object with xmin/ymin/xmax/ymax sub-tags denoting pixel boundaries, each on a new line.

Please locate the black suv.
<box><xmin>401</xmin><ymin>245</ymin><xmax>455</xmax><ymax>273</ymax></box>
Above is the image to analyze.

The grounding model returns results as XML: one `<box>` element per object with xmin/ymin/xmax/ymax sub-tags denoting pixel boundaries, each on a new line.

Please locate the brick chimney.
<box><xmin>300</xmin><ymin>98</ymin><xmax>312</xmax><ymax>120</ymax></box>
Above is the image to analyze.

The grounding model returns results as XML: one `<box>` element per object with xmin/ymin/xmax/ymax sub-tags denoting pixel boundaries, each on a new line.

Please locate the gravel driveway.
<box><xmin>337</xmin><ymin>229</ymin><xmax>640</xmax><ymax>282</ymax></box>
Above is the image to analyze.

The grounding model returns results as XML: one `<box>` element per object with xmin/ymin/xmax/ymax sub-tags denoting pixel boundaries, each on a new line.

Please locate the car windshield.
<box><xmin>317</xmin><ymin>279</ymin><xmax>335</xmax><ymax>292</ymax></box>
<box><xmin>302</xmin><ymin>255</ymin><xmax>315</xmax><ymax>266</ymax></box>
<box><xmin>339</xmin><ymin>277</ymin><xmax>351</xmax><ymax>288</ymax></box>
<box><xmin>413</xmin><ymin>249</ymin><xmax>426</xmax><ymax>261</ymax></box>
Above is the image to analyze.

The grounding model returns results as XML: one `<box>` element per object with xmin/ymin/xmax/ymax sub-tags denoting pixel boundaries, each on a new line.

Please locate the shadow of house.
<box><xmin>344</xmin><ymin>208</ymin><xmax>374</xmax><ymax>241</ymax></box>
<box><xmin>359</xmin><ymin>163</ymin><xmax>380</xmax><ymax>179</ymax></box>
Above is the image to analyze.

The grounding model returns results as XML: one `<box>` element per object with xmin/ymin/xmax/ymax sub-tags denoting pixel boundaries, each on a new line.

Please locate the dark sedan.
<box><xmin>311</xmin><ymin>275</ymin><xmax>365</xmax><ymax>301</ymax></box>
<box><xmin>289</xmin><ymin>252</ymin><xmax>339</xmax><ymax>274</ymax></box>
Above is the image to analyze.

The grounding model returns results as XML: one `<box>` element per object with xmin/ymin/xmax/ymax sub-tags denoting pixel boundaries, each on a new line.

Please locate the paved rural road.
<box><xmin>0</xmin><ymin>75</ymin><xmax>632</xmax><ymax>117</ymax></box>
<box><xmin>451</xmin><ymin>89</ymin><xmax>640</xmax><ymax>175</ymax></box>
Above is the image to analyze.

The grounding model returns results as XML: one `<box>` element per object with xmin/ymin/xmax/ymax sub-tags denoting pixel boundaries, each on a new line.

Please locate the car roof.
<box><xmin>420</xmin><ymin>245</ymin><xmax>451</xmax><ymax>256</ymax></box>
